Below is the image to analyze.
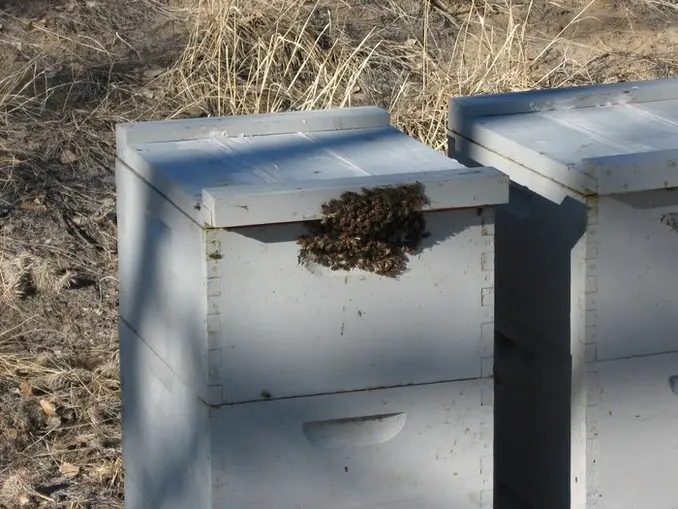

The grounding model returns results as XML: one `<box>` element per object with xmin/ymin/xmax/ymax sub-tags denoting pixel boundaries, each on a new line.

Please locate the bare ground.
<box><xmin>1</xmin><ymin>0</ymin><xmax>678</xmax><ymax>507</ymax></box>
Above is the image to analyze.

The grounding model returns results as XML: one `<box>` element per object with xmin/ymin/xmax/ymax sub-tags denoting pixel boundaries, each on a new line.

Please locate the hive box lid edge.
<box><xmin>448</xmin><ymin>78</ymin><xmax>678</xmax><ymax>120</ymax></box>
<box><xmin>114</xmin><ymin>107</ymin><xmax>392</xmax><ymax>222</ymax></box>
<box><xmin>202</xmin><ymin>166</ymin><xmax>508</xmax><ymax>228</ymax></box>
<box><xmin>116</xmin><ymin>106</ymin><xmax>391</xmax><ymax>146</ymax></box>
<box><xmin>115</xmin><ymin>107</ymin><xmax>508</xmax><ymax>228</ymax></box>
<box><xmin>448</xmin><ymin>78</ymin><xmax>678</xmax><ymax>196</ymax></box>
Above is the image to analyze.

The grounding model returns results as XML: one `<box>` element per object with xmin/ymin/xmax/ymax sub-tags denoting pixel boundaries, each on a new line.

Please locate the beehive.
<box><xmin>448</xmin><ymin>78</ymin><xmax>678</xmax><ymax>509</ymax></box>
<box><xmin>115</xmin><ymin>106</ymin><xmax>508</xmax><ymax>509</ymax></box>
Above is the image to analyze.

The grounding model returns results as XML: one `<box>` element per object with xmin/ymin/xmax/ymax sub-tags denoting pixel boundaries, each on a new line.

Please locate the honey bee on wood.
<box><xmin>296</xmin><ymin>182</ymin><xmax>429</xmax><ymax>278</ymax></box>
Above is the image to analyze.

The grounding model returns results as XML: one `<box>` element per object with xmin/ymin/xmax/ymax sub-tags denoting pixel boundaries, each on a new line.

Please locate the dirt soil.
<box><xmin>1</xmin><ymin>0</ymin><xmax>678</xmax><ymax>507</ymax></box>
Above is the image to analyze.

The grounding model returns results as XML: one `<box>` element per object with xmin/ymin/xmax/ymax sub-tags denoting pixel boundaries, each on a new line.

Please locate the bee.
<box><xmin>373</xmin><ymin>258</ymin><xmax>400</xmax><ymax>277</ymax></box>
<box><xmin>297</xmin><ymin>248</ymin><xmax>308</xmax><ymax>266</ymax></box>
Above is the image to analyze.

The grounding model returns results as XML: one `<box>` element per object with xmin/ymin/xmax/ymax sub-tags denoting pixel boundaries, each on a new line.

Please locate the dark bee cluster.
<box><xmin>297</xmin><ymin>182</ymin><xmax>429</xmax><ymax>277</ymax></box>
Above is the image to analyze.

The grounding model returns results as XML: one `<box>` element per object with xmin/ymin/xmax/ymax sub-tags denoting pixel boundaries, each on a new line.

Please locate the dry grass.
<box><xmin>1</xmin><ymin>0</ymin><xmax>677</xmax><ymax>506</ymax></box>
<box><xmin>163</xmin><ymin>0</ymin><xmax>381</xmax><ymax>116</ymax></box>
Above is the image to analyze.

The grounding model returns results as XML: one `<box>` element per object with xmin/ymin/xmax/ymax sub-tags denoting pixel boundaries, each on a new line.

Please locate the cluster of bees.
<box><xmin>661</xmin><ymin>213</ymin><xmax>678</xmax><ymax>233</ymax></box>
<box><xmin>297</xmin><ymin>182</ymin><xmax>429</xmax><ymax>277</ymax></box>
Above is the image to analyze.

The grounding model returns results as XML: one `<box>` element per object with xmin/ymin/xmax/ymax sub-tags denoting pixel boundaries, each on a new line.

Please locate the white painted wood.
<box><xmin>595</xmin><ymin>352</ymin><xmax>678</xmax><ymax>509</ymax></box>
<box><xmin>544</xmin><ymin>104</ymin><xmax>678</xmax><ymax>153</ymax></box>
<box><xmin>470</xmin><ymin>115</ymin><xmax>596</xmax><ymax>195</ymax></box>
<box><xmin>449</xmin><ymin>79</ymin><xmax>678</xmax><ymax>196</ymax></box>
<box><xmin>210</xmin><ymin>379</ymin><xmax>493</xmax><ymax>509</ymax></box>
<box><xmin>119</xmin><ymin>121</ymin><xmax>506</xmax><ymax>223</ymax></box>
<box><xmin>116</xmin><ymin>106</ymin><xmax>390</xmax><ymax>145</ymax></box>
<box><xmin>482</xmin><ymin>182</ymin><xmax>678</xmax><ymax>509</ymax></box>
<box><xmin>120</xmin><ymin>318</ymin><xmax>487</xmax><ymax>509</ymax></box>
<box><xmin>119</xmin><ymin>320</ymin><xmax>211</xmax><ymax>509</ymax></box>
<box><xmin>450</xmin><ymin>133</ymin><xmax>589</xmax><ymax>205</ymax></box>
<box><xmin>116</xmin><ymin>107</ymin><xmax>504</xmax><ymax>509</ymax></box>
<box><xmin>452</xmin><ymin>104</ymin><xmax>678</xmax><ymax>196</ymax></box>
<box><xmin>631</xmin><ymin>98</ymin><xmax>678</xmax><ymax>121</ymax></box>
<box><xmin>585</xmin><ymin>150</ymin><xmax>678</xmax><ymax>195</ymax></box>
<box><xmin>208</xmin><ymin>208</ymin><xmax>495</xmax><ymax>404</ymax></box>
<box><xmin>449</xmin><ymin>79</ymin><xmax>678</xmax><ymax>509</ymax></box>
<box><xmin>594</xmin><ymin>192</ymin><xmax>678</xmax><ymax>361</ymax></box>
<box><xmin>202</xmin><ymin>167</ymin><xmax>507</xmax><ymax>227</ymax></box>
<box><xmin>449</xmin><ymin>78</ymin><xmax>678</xmax><ymax>121</ymax></box>
<box><xmin>115</xmin><ymin>159</ymin><xmax>210</xmax><ymax>399</ymax></box>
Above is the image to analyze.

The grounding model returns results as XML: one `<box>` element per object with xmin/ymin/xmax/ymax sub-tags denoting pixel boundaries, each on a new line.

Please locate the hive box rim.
<box><xmin>115</xmin><ymin>106</ymin><xmax>392</xmax><ymax>145</ymax></box>
<box><xmin>201</xmin><ymin>167</ymin><xmax>508</xmax><ymax>228</ymax></box>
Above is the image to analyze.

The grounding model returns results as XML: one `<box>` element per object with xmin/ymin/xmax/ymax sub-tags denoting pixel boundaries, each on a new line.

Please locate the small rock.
<box><xmin>143</xmin><ymin>66</ymin><xmax>167</xmax><ymax>80</ymax></box>
<box><xmin>18</xmin><ymin>381</ymin><xmax>32</xmax><ymax>396</ymax></box>
<box><xmin>60</xmin><ymin>149</ymin><xmax>78</xmax><ymax>164</ymax></box>
<box><xmin>39</xmin><ymin>399</ymin><xmax>57</xmax><ymax>416</ymax></box>
<box><xmin>46</xmin><ymin>415</ymin><xmax>61</xmax><ymax>429</ymax></box>
<box><xmin>20</xmin><ymin>200</ymin><xmax>47</xmax><ymax>213</ymax></box>
<box><xmin>4</xmin><ymin>428</ymin><xmax>19</xmax><ymax>440</ymax></box>
<box><xmin>59</xmin><ymin>462</ymin><xmax>80</xmax><ymax>478</ymax></box>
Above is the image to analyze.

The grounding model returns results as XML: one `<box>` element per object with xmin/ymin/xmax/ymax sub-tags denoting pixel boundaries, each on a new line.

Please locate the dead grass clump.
<box><xmin>0</xmin><ymin>349</ymin><xmax>123</xmax><ymax>503</ymax></box>
<box><xmin>0</xmin><ymin>467</ymin><xmax>61</xmax><ymax>506</ymax></box>
<box><xmin>0</xmin><ymin>252</ymin><xmax>32</xmax><ymax>300</ymax></box>
<box><xmin>387</xmin><ymin>0</ymin><xmax>602</xmax><ymax>150</ymax></box>
<box><xmin>89</xmin><ymin>458</ymin><xmax>123</xmax><ymax>490</ymax></box>
<box><xmin>0</xmin><ymin>251</ymin><xmax>78</xmax><ymax>300</ymax></box>
<box><xmin>2</xmin><ymin>397</ymin><xmax>48</xmax><ymax>434</ymax></box>
<box><xmin>39</xmin><ymin>369</ymin><xmax>95</xmax><ymax>393</ymax></box>
<box><xmin>618</xmin><ymin>0</ymin><xmax>678</xmax><ymax>15</ymax></box>
<box><xmin>162</xmin><ymin>0</ymin><xmax>379</xmax><ymax>118</ymax></box>
<box><xmin>159</xmin><ymin>0</ymin><xmax>605</xmax><ymax>151</ymax></box>
<box><xmin>0</xmin><ymin>469</ymin><xmax>33</xmax><ymax>507</ymax></box>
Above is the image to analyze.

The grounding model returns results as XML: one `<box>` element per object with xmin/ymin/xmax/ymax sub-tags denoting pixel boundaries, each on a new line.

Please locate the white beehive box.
<box><xmin>115</xmin><ymin>106</ymin><xmax>508</xmax><ymax>509</ymax></box>
<box><xmin>448</xmin><ymin>78</ymin><xmax>678</xmax><ymax>509</ymax></box>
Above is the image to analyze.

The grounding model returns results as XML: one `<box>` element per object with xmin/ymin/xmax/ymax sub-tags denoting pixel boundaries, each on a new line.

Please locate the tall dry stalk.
<box><xmin>164</xmin><ymin>0</ymin><xmax>380</xmax><ymax>118</ymax></box>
